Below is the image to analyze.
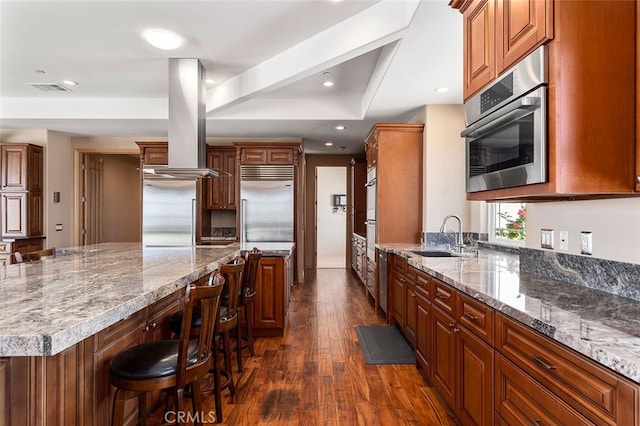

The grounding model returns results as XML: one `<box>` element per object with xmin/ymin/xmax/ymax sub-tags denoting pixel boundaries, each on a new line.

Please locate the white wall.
<box><xmin>526</xmin><ymin>198</ymin><xmax>640</xmax><ymax>264</ymax></box>
<box><xmin>316</xmin><ymin>166</ymin><xmax>347</xmax><ymax>266</ymax></box>
<box><xmin>0</xmin><ymin>129</ymin><xmax>75</xmax><ymax>249</ymax></box>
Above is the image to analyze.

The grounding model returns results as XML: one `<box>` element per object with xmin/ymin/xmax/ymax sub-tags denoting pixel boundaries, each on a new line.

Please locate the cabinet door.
<box><xmin>432</xmin><ymin>306</ymin><xmax>456</xmax><ymax>409</ymax></box>
<box><xmin>26</xmin><ymin>190</ymin><xmax>44</xmax><ymax>236</ymax></box>
<box><xmin>415</xmin><ymin>293</ymin><xmax>431</xmax><ymax>376</ymax></box>
<box><xmin>496</xmin><ymin>0</ymin><xmax>552</xmax><ymax>74</ymax></box>
<box><xmin>206</xmin><ymin>149</ymin><xmax>225</xmax><ymax>209</ymax></box>
<box><xmin>463</xmin><ymin>0</ymin><xmax>495</xmax><ymax>99</ymax></box>
<box><xmin>458</xmin><ymin>326</ymin><xmax>494</xmax><ymax>426</ymax></box>
<box><xmin>94</xmin><ymin>315</ymin><xmax>146</xmax><ymax>425</ymax></box>
<box><xmin>1</xmin><ymin>145</ymin><xmax>28</xmax><ymax>191</ymax></box>
<box><xmin>405</xmin><ymin>284</ymin><xmax>417</xmax><ymax>347</ymax></box>
<box><xmin>495</xmin><ymin>354</ymin><xmax>593</xmax><ymax>425</ymax></box>
<box><xmin>267</xmin><ymin>148</ymin><xmax>294</xmax><ymax>165</ymax></box>
<box><xmin>1</xmin><ymin>192</ymin><xmax>26</xmax><ymax>237</ymax></box>
<box><xmin>241</xmin><ymin>148</ymin><xmax>268</xmax><ymax>165</ymax></box>
<box><xmin>391</xmin><ymin>270</ymin><xmax>406</xmax><ymax>328</ymax></box>
<box><xmin>253</xmin><ymin>257</ymin><xmax>285</xmax><ymax>330</ymax></box>
<box><xmin>143</xmin><ymin>147</ymin><xmax>168</xmax><ymax>166</ymax></box>
<box><xmin>223</xmin><ymin>150</ymin><xmax>237</xmax><ymax>209</ymax></box>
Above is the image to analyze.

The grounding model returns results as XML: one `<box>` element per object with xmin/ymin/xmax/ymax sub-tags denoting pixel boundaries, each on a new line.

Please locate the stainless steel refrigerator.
<box><xmin>240</xmin><ymin>166</ymin><xmax>294</xmax><ymax>243</ymax></box>
<box><xmin>142</xmin><ymin>179</ymin><xmax>197</xmax><ymax>246</ymax></box>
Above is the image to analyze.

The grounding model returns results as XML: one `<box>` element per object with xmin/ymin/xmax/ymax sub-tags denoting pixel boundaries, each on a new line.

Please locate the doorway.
<box><xmin>315</xmin><ymin>166</ymin><xmax>347</xmax><ymax>268</ymax></box>
<box><xmin>77</xmin><ymin>152</ymin><xmax>141</xmax><ymax>245</ymax></box>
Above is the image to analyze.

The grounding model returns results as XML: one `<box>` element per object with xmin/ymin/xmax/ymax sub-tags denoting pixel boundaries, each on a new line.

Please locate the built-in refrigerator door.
<box><xmin>240</xmin><ymin>180</ymin><xmax>294</xmax><ymax>242</ymax></box>
<box><xmin>142</xmin><ymin>179</ymin><xmax>197</xmax><ymax>246</ymax></box>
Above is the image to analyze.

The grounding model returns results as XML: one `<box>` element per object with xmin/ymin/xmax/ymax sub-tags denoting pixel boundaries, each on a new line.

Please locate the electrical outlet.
<box><xmin>580</xmin><ymin>231</ymin><xmax>592</xmax><ymax>255</ymax></box>
<box><xmin>55</xmin><ymin>224</ymin><xmax>63</xmax><ymax>231</ymax></box>
<box><xmin>559</xmin><ymin>231</ymin><xmax>569</xmax><ymax>251</ymax></box>
<box><xmin>541</xmin><ymin>229</ymin><xmax>554</xmax><ymax>249</ymax></box>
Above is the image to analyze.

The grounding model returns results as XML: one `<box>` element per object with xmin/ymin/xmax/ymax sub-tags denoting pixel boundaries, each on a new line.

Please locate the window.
<box><xmin>489</xmin><ymin>202</ymin><xmax>526</xmax><ymax>246</ymax></box>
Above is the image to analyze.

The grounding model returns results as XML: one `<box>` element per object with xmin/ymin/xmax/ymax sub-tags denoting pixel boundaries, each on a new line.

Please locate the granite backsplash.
<box><xmin>520</xmin><ymin>248</ymin><xmax>640</xmax><ymax>303</ymax></box>
<box><xmin>210</xmin><ymin>227</ymin><xmax>236</xmax><ymax>239</ymax></box>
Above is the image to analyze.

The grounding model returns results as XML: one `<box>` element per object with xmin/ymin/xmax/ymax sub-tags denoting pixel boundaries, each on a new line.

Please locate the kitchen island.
<box><xmin>380</xmin><ymin>243</ymin><xmax>640</xmax><ymax>425</ymax></box>
<box><xmin>0</xmin><ymin>242</ymin><xmax>294</xmax><ymax>425</ymax></box>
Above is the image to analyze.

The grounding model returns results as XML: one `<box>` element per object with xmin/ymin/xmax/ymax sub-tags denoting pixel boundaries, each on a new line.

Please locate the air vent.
<box><xmin>241</xmin><ymin>165</ymin><xmax>294</xmax><ymax>181</ymax></box>
<box><xmin>28</xmin><ymin>83</ymin><xmax>71</xmax><ymax>92</ymax></box>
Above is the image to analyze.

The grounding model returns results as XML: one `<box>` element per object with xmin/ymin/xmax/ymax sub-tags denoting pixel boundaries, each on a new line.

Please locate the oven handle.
<box><xmin>461</xmin><ymin>96</ymin><xmax>541</xmax><ymax>139</ymax></box>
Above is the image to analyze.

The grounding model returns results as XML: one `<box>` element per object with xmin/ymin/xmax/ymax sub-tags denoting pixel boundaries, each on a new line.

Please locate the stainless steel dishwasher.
<box><xmin>378</xmin><ymin>250</ymin><xmax>388</xmax><ymax>314</ymax></box>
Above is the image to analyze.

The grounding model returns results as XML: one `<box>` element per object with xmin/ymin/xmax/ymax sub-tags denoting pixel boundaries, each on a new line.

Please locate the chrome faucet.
<box><xmin>439</xmin><ymin>214</ymin><xmax>465</xmax><ymax>252</ymax></box>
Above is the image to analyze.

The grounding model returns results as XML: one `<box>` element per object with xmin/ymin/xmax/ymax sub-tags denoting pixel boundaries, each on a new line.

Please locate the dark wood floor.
<box><xmin>153</xmin><ymin>268</ymin><xmax>457</xmax><ymax>425</ymax></box>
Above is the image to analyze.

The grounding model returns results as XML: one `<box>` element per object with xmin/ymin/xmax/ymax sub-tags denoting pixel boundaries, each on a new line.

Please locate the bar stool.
<box><xmin>109</xmin><ymin>270</ymin><xmax>224</xmax><ymax>426</ymax></box>
<box><xmin>217</xmin><ymin>256</ymin><xmax>245</xmax><ymax>397</ymax></box>
<box><xmin>237</xmin><ymin>247</ymin><xmax>262</xmax><ymax>367</ymax></box>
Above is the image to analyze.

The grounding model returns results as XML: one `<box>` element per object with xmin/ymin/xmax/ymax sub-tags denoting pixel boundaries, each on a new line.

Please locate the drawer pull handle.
<box><xmin>435</xmin><ymin>294</ymin><xmax>450</xmax><ymax>300</ymax></box>
<box><xmin>532</xmin><ymin>355</ymin><xmax>556</xmax><ymax>370</ymax></box>
<box><xmin>463</xmin><ymin>312</ymin><xmax>478</xmax><ymax>322</ymax></box>
<box><xmin>531</xmin><ymin>419</ymin><xmax>543</xmax><ymax>426</ymax></box>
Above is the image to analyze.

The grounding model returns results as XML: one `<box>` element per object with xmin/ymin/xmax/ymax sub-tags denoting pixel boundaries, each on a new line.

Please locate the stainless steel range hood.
<box><xmin>143</xmin><ymin>58</ymin><xmax>218</xmax><ymax>180</ymax></box>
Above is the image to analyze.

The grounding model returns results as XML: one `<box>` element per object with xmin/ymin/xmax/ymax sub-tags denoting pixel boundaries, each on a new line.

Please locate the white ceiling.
<box><xmin>0</xmin><ymin>0</ymin><xmax>462</xmax><ymax>155</ymax></box>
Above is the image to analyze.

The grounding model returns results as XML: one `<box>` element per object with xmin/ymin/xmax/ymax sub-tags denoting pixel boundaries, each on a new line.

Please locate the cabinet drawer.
<box><xmin>431</xmin><ymin>278</ymin><xmax>456</xmax><ymax>316</ymax></box>
<box><xmin>392</xmin><ymin>254</ymin><xmax>406</xmax><ymax>274</ymax></box>
<box><xmin>496</xmin><ymin>313</ymin><xmax>638</xmax><ymax>425</ymax></box>
<box><xmin>457</xmin><ymin>291</ymin><xmax>494</xmax><ymax>345</ymax></box>
<box><xmin>495</xmin><ymin>353</ymin><xmax>594</xmax><ymax>425</ymax></box>
<box><xmin>0</xmin><ymin>242</ymin><xmax>12</xmax><ymax>254</ymax></box>
<box><xmin>413</xmin><ymin>267</ymin><xmax>432</xmax><ymax>300</ymax></box>
<box><xmin>94</xmin><ymin>310</ymin><xmax>145</xmax><ymax>351</ymax></box>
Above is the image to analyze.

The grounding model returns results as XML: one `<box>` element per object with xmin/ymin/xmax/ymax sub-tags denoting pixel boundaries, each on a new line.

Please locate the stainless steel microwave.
<box><xmin>462</xmin><ymin>46</ymin><xmax>547</xmax><ymax>193</ymax></box>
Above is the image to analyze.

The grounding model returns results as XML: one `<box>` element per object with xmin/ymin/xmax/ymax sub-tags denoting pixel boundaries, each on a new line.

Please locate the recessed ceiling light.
<box><xmin>434</xmin><ymin>87</ymin><xmax>449</xmax><ymax>93</ymax></box>
<box><xmin>62</xmin><ymin>80</ymin><xmax>78</xmax><ymax>86</ymax></box>
<box><xmin>142</xmin><ymin>29</ymin><xmax>183</xmax><ymax>50</ymax></box>
<box><xmin>324</xmin><ymin>142</ymin><xmax>334</xmax><ymax>146</ymax></box>
<box><xmin>323</xmin><ymin>81</ymin><xmax>334</xmax><ymax>87</ymax></box>
<box><xmin>334</xmin><ymin>125</ymin><xmax>346</xmax><ymax>131</ymax></box>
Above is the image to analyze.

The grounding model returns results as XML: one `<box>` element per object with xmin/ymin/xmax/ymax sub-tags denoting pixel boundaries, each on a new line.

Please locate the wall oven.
<box><xmin>462</xmin><ymin>46</ymin><xmax>547</xmax><ymax>193</ymax></box>
<box><xmin>365</xmin><ymin>167</ymin><xmax>376</xmax><ymax>260</ymax></box>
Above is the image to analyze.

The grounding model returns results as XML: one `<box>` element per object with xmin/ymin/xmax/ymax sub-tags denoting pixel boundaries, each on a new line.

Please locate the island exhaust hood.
<box><xmin>143</xmin><ymin>58</ymin><xmax>218</xmax><ymax>180</ymax></box>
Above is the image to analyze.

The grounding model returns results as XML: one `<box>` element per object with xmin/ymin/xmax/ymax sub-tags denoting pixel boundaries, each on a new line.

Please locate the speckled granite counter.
<box><xmin>0</xmin><ymin>241</ymin><xmax>294</xmax><ymax>357</ymax></box>
<box><xmin>379</xmin><ymin>243</ymin><xmax>640</xmax><ymax>384</ymax></box>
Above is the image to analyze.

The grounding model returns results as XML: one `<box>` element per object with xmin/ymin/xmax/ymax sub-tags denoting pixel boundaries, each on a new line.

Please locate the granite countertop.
<box><xmin>0</xmin><ymin>241</ymin><xmax>295</xmax><ymax>357</ymax></box>
<box><xmin>379</xmin><ymin>243</ymin><xmax>640</xmax><ymax>384</ymax></box>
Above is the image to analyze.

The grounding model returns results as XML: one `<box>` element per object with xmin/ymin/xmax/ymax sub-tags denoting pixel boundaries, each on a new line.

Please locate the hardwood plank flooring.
<box><xmin>151</xmin><ymin>268</ymin><xmax>457</xmax><ymax>425</ymax></box>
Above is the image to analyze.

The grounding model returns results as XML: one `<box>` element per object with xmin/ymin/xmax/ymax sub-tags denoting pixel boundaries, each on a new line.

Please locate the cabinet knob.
<box><xmin>448</xmin><ymin>322</ymin><xmax>455</xmax><ymax>328</ymax></box>
<box><xmin>636</xmin><ymin>175</ymin><xmax>640</xmax><ymax>183</ymax></box>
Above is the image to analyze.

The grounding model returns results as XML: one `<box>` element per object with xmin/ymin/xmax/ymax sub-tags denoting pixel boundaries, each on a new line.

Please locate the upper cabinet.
<box><xmin>238</xmin><ymin>146</ymin><xmax>298</xmax><ymax>165</ymax></box>
<box><xmin>206</xmin><ymin>146</ymin><xmax>237</xmax><ymax>210</ymax></box>
<box><xmin>453</xmin><ymin>0</ymin><xmax>552</xmax><ymax>100</ymax></box>
<box><xmin>350</xmin><ymin>157</ymin><xmax>367</xmax><ymax>237</ymax></box>
<box><xmin>135</xmin><ymin>141</ymin><xmax>169</xmax><ymax>166</ymax></box>
<box><xmin>452</xmin><ymin>0</ymin><xmax>637</xmax><ymax>201</ymax></box>
<box><xmin>0</xmin><ymin>143</ymin><xmax>44</xmax><ymax>238</ymax></box>
<box><xmin>365</xmin><ymin>123</ymin><xmax>423</xmax><ymax>244</ymax></box>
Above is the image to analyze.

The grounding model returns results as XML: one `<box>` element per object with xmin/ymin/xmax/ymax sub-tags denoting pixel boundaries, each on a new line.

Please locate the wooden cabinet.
<box><xmin>453</xmin><ymin>0</ymin><xmax>637</xmax><ymax>200</ymax></box>
<box><xmin>365</xmin><ymin>257</ymin><xmax>377</xmax><ymax>304</ymax></box>
<box><xmin>236</xmin><ymin>145</ymin><xmax>299</xmax><ymax>165</ymax></box>
<box><xmin>415</xmin><ymin>288</ymin><xmax>431</xmax><ymax>375</ymax></box>
<box><xmin>430</xmin><ymin>277</ymin><xmax>494</xmax><ymax>425</ymax></box>
<box><xmin>135</xmin><ymin>141</ymin><xmax>168</xmax><ymax>166</ymax></box>
<box><xmin>0</xmin><ymin>144</ymin><xmax>44</xmax><ymax>239</ymax></box>
<box><xmin>496</xmin><ymin>313</ymin><xmax>639</xmax><ymax>425</ymax></box>
<box><xmin>252</xmin><ymin>255</ymin><xmax>292</xmax><ymax>336</ymax></box>
<box><xmin>93</xmin><ymin>290</ymin><xmax>182</xmax><ymax>425</ymax></box>
<box><xmin>453</xmin><ymin>0</ymin><xmax>552</xmax><ymax>100</ymax></box>
<box><xmin>390</xmin><ymin>255</ymin><xmax>417</xmax><ymax>346</ymax></box>
<box><xmin>206</xmin><ymin>147</ymin><xmax>237</xmax><ymax>210</ymax></box>
<box><xmin>365</xmin><ymin>124</ymin><xmax>423</xmax><ymax>245</ymax></box>
<box><xmin>350</xmin><ymin>157</ymin><xmax>366</xmax><ymax>237</ymax></box>
<box><xmin>351</xmin><ymin>233</ymin><xmax>366</xmax><ymax>284</ymax></box>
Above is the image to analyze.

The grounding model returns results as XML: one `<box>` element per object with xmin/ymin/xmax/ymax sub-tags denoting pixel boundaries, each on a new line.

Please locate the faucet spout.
<box><xmin>439</xmin><ymin>214</ymin><xmax>464</xmax><ymax>252</ymax></box>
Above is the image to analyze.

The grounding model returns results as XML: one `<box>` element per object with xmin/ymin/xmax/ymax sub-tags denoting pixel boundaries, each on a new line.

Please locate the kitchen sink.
<box><xmin>411</xmin><ymin>250</ymin><xmax>454</xmax><ymax>257</ymax></box>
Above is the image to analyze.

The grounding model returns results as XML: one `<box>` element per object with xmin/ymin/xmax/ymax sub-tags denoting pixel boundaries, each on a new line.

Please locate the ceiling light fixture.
<box><xmin>324</xmin><ymin>142</ymin><xmax>334</xmax><ymax>146</ymax></box>
<box><xmin>334</xmin><ymin>125</ymin><xmax>346</xmax><ymax>131</ymax></box>
<box><xmin>434</xmin><ymin>87</ymin><xmax>449</xmax><ymax>93</ymax></box>
<box><xmin>323</xmin><ymin>80</ymin><xmax>334</xmax><ymax>87</ymax></box>
<box><xmin>62</xmin><ymin>80</ymin><xmax>78</xmax><ymax>86</ymax></box>
<box><xmin>142</xmin><ymin>29</ymin><xmax>183</xmax><ymax>50</ymax></box>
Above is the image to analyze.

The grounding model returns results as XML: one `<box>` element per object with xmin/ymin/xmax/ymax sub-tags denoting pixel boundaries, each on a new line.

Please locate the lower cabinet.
<box><xmin>252</xmin><ymin>255</ymin><xmax>291</xmax><ymax>336</ymax></box>
<box><xmin>351</xmin><ymin>234</ymin><xmax>366</xmax><ymax>283</ymax></box>
<box><xmin>1</xmin><ymin>288</ymin><xmax>184</xmax><ymax>426</ymax></box>
<box><xmin>397</xmin><ymin>253</ymin><xmax>640</xmax><ymax>426</ymax></box>
<box><xmin>0</xmin><ymin>238</ymin><xmax>44</xmax><ymax>265</ymax></box>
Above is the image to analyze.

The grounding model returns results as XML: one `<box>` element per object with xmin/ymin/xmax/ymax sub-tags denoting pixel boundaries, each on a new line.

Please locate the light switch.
<box><xmin>55</xmin><ymin>224</ymin><xmax>63</xmax><ymax>231</ymax></box>
<box><xmin>540</xmin><ymin>229</ymin><xmax>554</xmax><ymax>249</ymax></box>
